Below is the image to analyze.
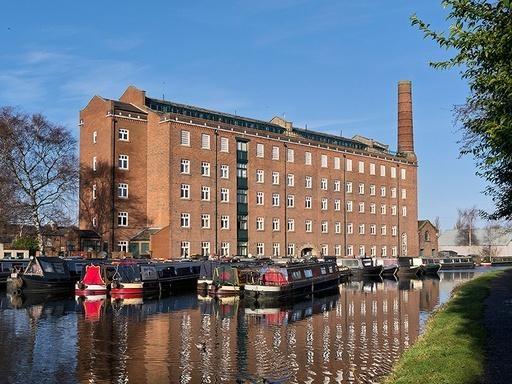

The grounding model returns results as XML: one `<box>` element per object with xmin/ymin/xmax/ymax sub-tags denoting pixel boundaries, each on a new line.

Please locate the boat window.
<box><xmin>292</xmin><ymin>271</ymin><xmax>302</xmax><ymax>280</ymax></box>
<box><xmin>304</xmin><ymin>269</ymin><xmax>313</xmax><ymax>278</ymax></box>
<box><xmin>25</xmin><ymin>261</ymin><xmax>43</xmax><ymax>276</ymax></box>
<box><xmin>40</xmin><ymin>260</ymin><xmax>55</xmax><ymax>273</ymax></box>
<box><xmin>328</xmin><ymin>266</ymin><xmax>333</xmax><ymax>273</ymax></box>
<box><xmin>320</xmin><ymin>267</ymin><xmax>327</xmax><ymax>275</ymax></box>
<box><xmin>53</xmin><ymin>263</ymin><xmax>65</xmax><ymax>274</ymax></box>
<box><xmin>141</xmin><ymin>266</ymin><xmax>158</xmax><ymax>280</ymax></box>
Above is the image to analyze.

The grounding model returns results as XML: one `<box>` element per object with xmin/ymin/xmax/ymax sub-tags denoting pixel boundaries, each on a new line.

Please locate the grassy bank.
<box><xmin>384</xmin><ymin>270</ymin><xmax>504</xmax><ymax>384</ymax></box>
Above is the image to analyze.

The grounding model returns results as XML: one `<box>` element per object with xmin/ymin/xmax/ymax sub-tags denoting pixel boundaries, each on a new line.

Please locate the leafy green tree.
<box><xmin>11</xmin><ymin>236</ymin><xmax>39</xmax><ymax>256</ymax></box>
<box><xmin>412</xmin><ymin>0</ymin><xmax>512</xmax><ymax>220</ymax></box>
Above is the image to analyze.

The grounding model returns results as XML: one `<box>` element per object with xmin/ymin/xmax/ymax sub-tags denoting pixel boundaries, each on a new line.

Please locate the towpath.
<box><xmin>483</xmin><ymin>268</ymin><xmax>512</xmax><ymax>384</ymax></box>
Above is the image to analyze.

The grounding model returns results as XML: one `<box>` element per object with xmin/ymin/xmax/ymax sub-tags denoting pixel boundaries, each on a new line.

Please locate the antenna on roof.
<box><xmin>340</xmin><ymin>129</ymin><xmax>343</xmax><ymax>137</ymax></box>
<box><xmin>162</xmin><ymin>81</ymin><xmax>166</xmax><ymax>101</ymax></box>
<box><xmin>305</xmin><ymin>123</ymin><xmax>308</xmax><ymax>131</ymax></box>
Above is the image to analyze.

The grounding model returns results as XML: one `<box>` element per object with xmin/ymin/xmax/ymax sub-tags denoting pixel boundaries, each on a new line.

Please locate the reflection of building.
<box><xmin>79</xmin><ymin>82</ymin><xmax>419</xmax><ymax>259</ymax></box>
<box><xmin>418</xmin><ymin>219</ymin><xmax>439</xmax><ymax>257</ymax></box>
<box><xmin>419</xmin><ymin>278</ymin><xmax>440</xmax><ymax>312</ymax></box>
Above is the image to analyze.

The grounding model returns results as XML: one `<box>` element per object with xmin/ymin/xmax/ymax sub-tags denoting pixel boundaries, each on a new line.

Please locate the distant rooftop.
<box><xmin>439</xmin><ymin>229</ymin><xmax>512</xmax><ymax>247</ymax></box>
<box><xmin>144</xmin><ymin>96</ymin><xmax>391</xmax><ymax>154</ymax></box>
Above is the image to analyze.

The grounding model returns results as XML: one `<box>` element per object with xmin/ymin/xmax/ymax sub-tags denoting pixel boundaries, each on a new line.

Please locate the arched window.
<box><xmin>424</xmin><ymin>231</ymin><xmax>430</xmax><ymax>241</ymax></box>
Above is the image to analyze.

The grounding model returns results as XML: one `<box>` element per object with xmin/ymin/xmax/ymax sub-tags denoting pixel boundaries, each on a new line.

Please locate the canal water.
<box><xmin>0</xmin><ymin>269</ymin><xmax>488</xmax><ymax>384</ymax></box>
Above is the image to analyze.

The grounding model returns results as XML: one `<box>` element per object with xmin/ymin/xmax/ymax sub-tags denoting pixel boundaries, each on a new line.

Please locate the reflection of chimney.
<box><xmin>397</xmin><ymin>80</ymin><xmax>415</xmax><ymax>159</ymax></box>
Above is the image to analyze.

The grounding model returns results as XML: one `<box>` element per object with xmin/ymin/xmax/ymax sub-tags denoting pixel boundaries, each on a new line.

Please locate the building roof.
<box><xmin>112</xmin><ymin>100</ymin><xmax>147</xmax><ymax>115</ymax></box>
<box><xmin>439</xmin><ymin>228</ymin><xmax>512</xmax><ymax>247</ymax></box>
<box><xmin>130</xmin><ymin>228</ymin><xmax>161</xmax><ymax>241</ymax></box>
<box><xmin>418</xmin><ymin>220</ymin><xmax>437</xmax><ymax>232</ymax></box>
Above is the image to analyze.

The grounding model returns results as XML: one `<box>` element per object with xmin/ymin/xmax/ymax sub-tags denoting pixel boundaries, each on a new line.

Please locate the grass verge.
<box><xmin>383</xmin><ymin>270</ymin><xmax>504</xmax><ymax>384</ymax></box>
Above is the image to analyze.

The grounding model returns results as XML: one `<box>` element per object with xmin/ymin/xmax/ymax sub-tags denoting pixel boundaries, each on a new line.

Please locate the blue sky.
<box><xmin>0</xmin><ymin>1</ymin><xmax>493</xmax><ymax>230</ymax></box>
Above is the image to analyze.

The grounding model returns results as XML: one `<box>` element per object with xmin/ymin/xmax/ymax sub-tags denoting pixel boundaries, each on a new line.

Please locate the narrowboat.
<box><xmin>156</xmin><ymin>260</ymin><xmax>200</xmax><ymax>293</ymax></box>
<box><xmin>75</xmin><ymin>264</ymin><xmax>109</xmax><ymax>296</ymax></box>
<box><xmin>420</xmin><ymin>258</ymin><xmax>442</xmax><ymax>275</ymax></box>
<box><xmin>208</xmin><ymin>264</ymin><xmax>256</xmax><ymax>297</ymax></box>
<box><xmin>0</xmin><ymin>259</ymin><xmax>29</xmax><ymax>285</ymax></box>
<box><xmin>7</xmin><ymin>257</ymin><xmax>75</xmax><ymax>294</ymax></box>
<box><xmin>244</xmin><ymin>261</ymin><xmax>340</xmax><ymax>301</ymax></box>
<box><xmin>490</xmin><ymin>256</ymin><xmax>512</xmax><ymax>266</ymax></box>
<box><xmin>197</xmin><ymin>261</ymin><xmax>220</xmax><ymax>293</ymax></box>
<box><xmin>440</xmin><ymin>257</ymin><xmax>475</xmax><ymax>270</ymax></box>
<box><xmin>375</xmin><ymin>258</ymin><xmax>399</xmax><ymax>277</ymax></box>
<box><xmin>110</xmin><ymin>262</ymin><xmax>160</xmax><ymax>299</ymax></box>
<box><xmin>397</xmin><ymin>257</ymin><xmax>423</xmax><ymax>277</ymax></box>
<box><xmin>337</xmin><ymin>258</ymin><xmax>383</xmax><ymax>278</ymax></box>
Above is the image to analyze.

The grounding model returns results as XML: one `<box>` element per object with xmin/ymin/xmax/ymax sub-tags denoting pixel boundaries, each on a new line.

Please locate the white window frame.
<box><xmin>256</xmin><ymin>143</ymin><xmax>264</xmax><ymax>158</ymax></box>
<box><xmin>220</xmin><ymin>164</ymin><xmax>229</xmax><ymax>179</ymax></box>
<box><xmin>181</xmin><ymin>213</ymin><xmax>190</xmax><ymax>228</ymax></box>
<box><xmin>118</xmin><ymin>128</ymin><xmax>129</xmax><ymax>142</ymax></box>
<box><xmin>118</xmin><ymin>183</ymin><xmax>128</xmax><ymax>198</ymax></box>
<box><xmin>118</xmin><ymin>212</ymin><xmax>128</xmax><ymax>227</ymax></box>
<box><xmin>220</xmin><ymin>137</ymin><xmax>229</xmax><ymax>152</ymax></box>
<box><xmin>180</xmin><ymin>159</ymin><xmax>190</xmax><ymax>174</ymax></box>
<box><xmin>201</xmin><ymin>133</ymin><xmax>211</xmax><ymax>150</ymax></box>
<box><xmin>181</xmin><ymin>130</ymin><xmax>190</xmax><ymax>146</ymax></box>
<box><xmin>118</xmin><ymin>154</ymin><xmax>129</xmax><ymax>170</ymax></box>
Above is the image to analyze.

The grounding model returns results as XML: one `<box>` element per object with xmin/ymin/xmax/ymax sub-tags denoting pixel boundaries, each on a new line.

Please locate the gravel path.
<box><xmin>483</xmin><ymin>269</ymin><xmax>512</xmax><ymax>384</ymax></box>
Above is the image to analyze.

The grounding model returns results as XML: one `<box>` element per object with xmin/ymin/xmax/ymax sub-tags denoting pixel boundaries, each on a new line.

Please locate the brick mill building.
<box><xmin>79</xmin><ymin>81</ymin><xmax>419</xmax><ymax>259</ymax></box>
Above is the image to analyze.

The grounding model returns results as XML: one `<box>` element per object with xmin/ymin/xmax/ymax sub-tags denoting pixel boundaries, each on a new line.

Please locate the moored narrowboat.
<box><xmin>197</xmin><ymin>261</ymin><xmax>220</xmax><ymax>293</ymax></box>
<box><xmin>244</xmin><ymin>261</ymin><xmax>340</xmax><ymax>301</ymax></box>
<box><xmin>75</xmin><ymin>264</ymin><xmax>109</xmax><ymax>296</ymax></box>
<box><xmin>397</xmin><ymin>257</ymin><xmax>423</xmax><ymax>277</ymax></box>
<box><xmin>110</xmin><ymin>262</ymin><xmax>159</xmax><ymax>299</ymax></box>
<box><xmin>337</xmin><ymin>258</ymin><xmax>383</xmax><ymax>278</ymax></box>
<box><xmin>375</xmin><ymin>258</ymin><xmax>399</xmax><ymax>277</ymax></box>
<box><xmin>420</xmin><ymin>258</ymin><xmax>442</xmax><ymax>275</ymax></box>
<box><xmin>438</xmin><ymin>257</ymin><xmax>475</xmax><ymax>270</ymax></box>
<box><xmin>0</xmin><ymin>259</ymin><xmax>30</xmax><ymax>285</ymax></box>
<box><xmin>209</xmin><ymin>264</ymin><xmax>254</xmax><ymax>297</ymax></box>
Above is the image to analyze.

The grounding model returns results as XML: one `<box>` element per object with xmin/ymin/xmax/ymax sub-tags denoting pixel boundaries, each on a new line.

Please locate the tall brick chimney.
<box><xmin>397</xmin><ymin>80</ymin><xmax>416</xmax><ymax>160</ymax></box>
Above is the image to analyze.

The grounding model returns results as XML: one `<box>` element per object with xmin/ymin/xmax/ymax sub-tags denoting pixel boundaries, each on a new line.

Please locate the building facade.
<box><xmin>417</xmin><ymin>220</ymin><xmax>439</xmax><ymax>257</ymax></box>
<box><xmin>79</xmin><ymin>81</ymin><xmax>419</xmax><ymax>259</ymax></box>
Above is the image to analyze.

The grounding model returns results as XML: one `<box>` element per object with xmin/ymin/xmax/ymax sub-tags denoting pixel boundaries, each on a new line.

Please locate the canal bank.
<box><xmin>383</xmin><ymin>269</ymin><xmax>507</xmax><ymax>384</ymax></box>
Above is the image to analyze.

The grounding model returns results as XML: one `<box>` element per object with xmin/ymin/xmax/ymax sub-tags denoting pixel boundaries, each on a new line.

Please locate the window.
<box><xmin>220</xmin><ymin>165</ymin><xmax>229</xmax><ymax>179</ymax></box>
<box><xmin>220</xmin><ymin>137</ymin><xmax>229</xmax><ymax>152</ymax></box>
<box><xmin>181</xmin><ymin>159</ymin><xmax>190</xmax><ymax>174</ymax></box>
<box><xmin>181</xmin><ymin>213</ymin><xmax>190</xmax><ymax>228</ymax></box>
<box><xmin>381</xmin><ymin>204</ymin><xmax>387</xmax><ymax>215</ymax></box>
<box><xmin>402</xmin><ymin>206</ymin><xmax>407</xmax><ymax>217</ymax></box>
<box><xmin>370</xmin><ymin>203</ymin><xmax>376</xmax><ymax>214</ymax></box>
<box><xmin>92</xmin><ymin>156</ymin><xmax>97</xmax><ymax>171</ymax></box>
<box><xmin>220</xmin><ymin>188</ymin><xmax>229</xmax><ymax>202</ymax></box>
<box><xmin>272</xmin><ymin>193</ymin><xmax>280</xmax><ymax>207</ymax></box>
<box><xmin>334</xmin><ymin>180</ymin><xmax>341</xmax><ymax>192</ymax></box>
<box><xmin>358</xmin><ymin>161</ymin><xmax>364</xmax><ymax>173</ymax></box>
<box><xmin>119</xmin><ymin>129</ymin><xmax>129</xmax><ymax>141</ymax></box>
<box><xmin>347</xmin><ymin>245</ymin><xmax>354</xmax><ymax>257</ymax></box>
<box><xmin>359</xmin><ymin>245</ymin><xmax>365</xmax><ymax>257</ymax></box>
<box><xmin>201</xmin><ymin>133</ymin><xmax>210</xmax><ymax>149</ymax></box>
<box><xmin>425</xmin><ymin>231</ymin><xmax>430</xmax><ymax>241</ymax></box>
<box><xmin>287</xmin><ymin>194</ymin><xmax>295</xmax><ymax>208</ymax></box>
<box><xmin>237</xmin><ymin>163</ymin><xmax>247</xmax><ymax>178</ymax></box>
<box><xmin>305</xmin><ymin>220</ymin><xmax>313</xmax><ymax>232</ymax></box>
<box><xmin>272</xmin><ymin>171</ymin><xmax>279</xmax><ymax>185</ymax></box>
<box><xmin>118</xmin><ymin>154</ymin><xmax>129</xmax><ymax>170</ymax></box>
<box><xmin>118</xmin><ymin>183</ymin><xmax>128</xmax><ymax>198</ymax></box>
<box><xmin>370</xmin><ymin>246</ymin><xmax>376</xmax><ymax>257</ymax></box>
<box><xmin>181</xmin><ymin>241</ymin><xmax>190</xmax><ymax>258</ymax></box>
<box><xmin>201</xmin><ymin>242</ymin><xmax>210</xmax><ymax>257</ymax></box>
<box><xmin>118</xmin><ymin>212</ymin><xmax>128</xmax><ymax>227</ymax></box>
<box><xmin>237</xmin><ymin>141</ymin><xmax>247</xmax><ymax>152</ymax></box>
<box><xmin>402</xmin><ymin>188</ymin><xmax>407</xmax><ymax>199</ymax></box>
<box><xmin>347</xmin><ymin>201</ymin><xmax>353</xmax><ymax>212</ymax></box>
<box><xmin>381</xmin><ymin>186</ymin><xmax>386</xmax><ymax>197</ymax></box>
<box><xmin>238</xmin><ymin>215</ymin><xmax>248</xmax><ymax>230</ymax></box>
<box><xmin>321</xmin><ymin>154</ymin><xmax>328</xmax><ymax>168</ymax></box>
<box><xmin>321</xmin><ymin>244</ymin><xmax>328</xmax><ymax>256</ymax></box>
<box><xmin>118</xmin><ymin>241</ymin><xmax>128</xmax><ymax>252</ymax></box>
<box><xmin>256</xmin><ymin>192</ymin><xmax>264</xmax><ymax>205</ymax></box>
<box><xmin>256</xmin><ymin>143</ymin><xmax>264</xmax><ymax>158</ymax></box>
<box><xmin>321</xmin><ymin>221</ymin><xmax>328</xmax><ymax>233</ymax></box>
<box><xmin>321</xmin><ymin>178</ymin><xmax>328</xmax><ymax>190</ymax></box>
<box><xmin>370</xmin><ymin>163</ymin><xmax>376</xmax><ymax>175</ymax></box>
<box><xmin>221</xmin><ymin>242</ymin><xmax>230</xmax><ymax>257</ymax></box>
<box><xmin>201</xmin><ymin>186</ymin><xmax>210</xmax><ymax>201</ymax></box>
<box><xmin>334</xmin><ymin>157</ymin><xmax>341</xmax><ymax>170</ymax></box>
<box><xmin>358</xmin><ymin>202</ymin><xmax>365</xmax><ymax>213</ymax></box>
<box><xmin>272</xmin><ymin>218</ymin><xmax>280</xmax><ymax>231</ymax></box>
<box><xmin>272</xmin><ymin>243</ymin><xmax>280</xmax><ymax>257</ymax></box>
<box><xmin>92</xmin><ymin>184</ymin><xmax>97</xmax><ymax>200</ymax></box>
<box><xmin>347</xmin><ymin>223</ymin><xmax>353</xmax><ymax>234</ymax></box>
<box><xmin>181</xmin><ymin>130</ymin><xmax>190</xmax><ymax>146</ymax></box>
<box><xmin>237</xmin><ymin>189</ymin><xmax>247</xmax><ymax>204</ymax></box>
<box><xmin>180</xmin><ymin>184</ymin><xmax>190</xmax><ymax>199</ymax></box>
<box><xmin>287</xmin><ymin>243</ymin><xmax>295</xmax><ymax>257</ymax></box>
<box><xmin>401</xmin><ymin>168</ymin><xmax>406</xmax><ymax>180</ymax></box>
<box><xmin>391</xmin><ymin>205</ymin><xmax>397</xmax><ymax>216</ymax></box>
<box><xmin>370</xmin><ymin>224</ymin><xmax>376</xmax><ymax>235</ymax></box>
<box><xmin>201</xmin><ymin>162</ymin><xmax>210</xmax><ymax>177</ymax></box>
<box><xmin>305</xmin><ymin>176</ymin><xmax>312</xmax><ymax>189</ymax></box>
<box><xmin>334</xmin><ymin>199</ymin><xmax>341</xmax><ymax>211</ymax></box>
<box><xmin>287</xmin><ymin>174</ymin><xmax>295</xmax><ymax>187</ymax></box>
<box><xmin>346</xmin><ymin>182</ymin><xmax>353</xmax><ymax>193</ymax></box>
<box><xmin>392</xmin><ymin>225</ymin><xmax>398</xmax><ymax>236</ymax></box>
<box><xmin>391</xmin><ymin>188</ymin><xmax>397</xmax><ymax>199</ymax></box>
<box><xmin>92</xmin><ymin>131</ymin><xmax>97</xmax><ymax>144</ymax></box>
<box><xmin>381</xmin><ymin>225</ymin><xmax>387</xmax><ymax>235</ymax></box>
<box><xmin>201</xmin><ymin>214</ymin><xmax>210</xmax><ymax>228</ymax></box>
<box><xmin>256</xmin><ymin>169</ymin><xmax>264</xmax><ymax>183</ymax></box>
<box><xmin>335</xmin><ymin>244</ymin><xmax>342</xmax><ymax>256</ymax></box>
<box><xmin>392</xmin><ymin>246</ymin><xmax>398</xmax><ymax>257</ymax></box>
<box><xmin>359</xmin><ymin>183</ymin><xmax>365</xmax><ymax>195</ymax></box>
<box><xmin>391</xmin><ymin>167</ymin><xmax>397</xmax><ymax>179</ymax></box>
<box><xmin>220</xmin><ymin>215</ymin><xmax>229</xmax><ymax>229</ymax></box>
<box><xmin>305</xmin><ymin>196</ymin><xmax>312</xmax><ymax>209</ymax></box>
<box><xmin>359</xmin><ymin>224</ymin><xmax>365</xmax><ymax>235</ymax></box>
<box><xmin>288</xmin><ymin>218</ymin><xmax>295</xmax><ymax>232</ymax></box>
<box><xmin>381</xmin><ymin>246</ymin><xmax>387</xmax><ymax>257</ymax></box>
<box><xmin>287</xmin><ymin>148</ymin><xmax>294</xmax><ymax>162</ymax></box>
<box><xmin>256</xmin><ymin>217</ymin><xmax>264</xmax><ymax>231</ymax></box>
<box><xmin>305</xmin><ymin>151</ymin><xmax>312</xmax><ymax>165</ymax></box>
<box><xmin>256</xmin><ymin>243</ymin><xmax>264</xmax><ymax>256</ymax></box>
<box><xmin>321</xmin><ymin>198</ymin><xmax>328</xmax><ymax>210</ymax></box>
<box><xmin>380</xmin><ymin>165</ymin><xmax>386</xmax><ymax>177</ymax></box>
<box><xmin>335</xmin><ymin>222</ymin><xmax>341</xmax><ymax>234</ymax></box>
<box><xmin>92</xmin><ymin>217</ymin><xmax>97</xmax><ymax>227</ymax></box>
<box><xmin>272</xmin><ymin>146</ymin><xmax>279</xmax><ymax>160</ymax></box>
<box><xmin>346</xmin><ymin>158</ymin><xmax>353</xmax><ymax>172</ymax></box>
<box><xmin>370</xmin><ymin>184</ymin><xmax>376</xmax><ymax>196</ymax></box>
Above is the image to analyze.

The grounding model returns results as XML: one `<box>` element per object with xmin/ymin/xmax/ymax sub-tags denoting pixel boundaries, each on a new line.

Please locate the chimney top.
<box><xmin>397</xmin><ymin>80</ymin><xmax>416</xmax><ymax>161</ymax></box>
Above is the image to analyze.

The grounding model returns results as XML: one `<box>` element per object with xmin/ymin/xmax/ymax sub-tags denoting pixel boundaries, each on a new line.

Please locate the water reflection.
<box><xmin>0</xmin><ymin>269</ymin><xmax>487</xmax><ymax>384</ymax></box>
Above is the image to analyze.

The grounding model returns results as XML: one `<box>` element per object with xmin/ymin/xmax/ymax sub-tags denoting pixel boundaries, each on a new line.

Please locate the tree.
<box><xmin>412</xmin><ymin>1</ymin><xmax>512</xmax><ymax>220</ymax></box>
<box><xmin>455</xmin><ymin>206</ymin><xmax>480</xmax><ymax>246</ymax></box>
<box><xmin>433</xmin><ymin>216</ymin><xmax>441</xmax><ymax>233</ymax></box>
<box><xmin>11</xmin><ymin>236</ymin><xmax>39</xmax><ymax>256</ymax></box>
<box><xmin>0</xmin><ymin>107</ymin><xmax>78</xmax><ymax>249</ymax></box>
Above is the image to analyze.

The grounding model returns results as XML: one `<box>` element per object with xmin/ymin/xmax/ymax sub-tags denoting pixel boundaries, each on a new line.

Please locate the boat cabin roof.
<box><xmin>24</xmin><ymin>257</ymin><xmax>70</xmax><ymax>278</ymax></box>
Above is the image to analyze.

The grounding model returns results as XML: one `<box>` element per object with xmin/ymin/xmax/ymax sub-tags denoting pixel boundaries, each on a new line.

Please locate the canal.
<box><xmin>0</xmin><ymin>269</ymin><xmax>489</xmax><ymax>384</ymax></box>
